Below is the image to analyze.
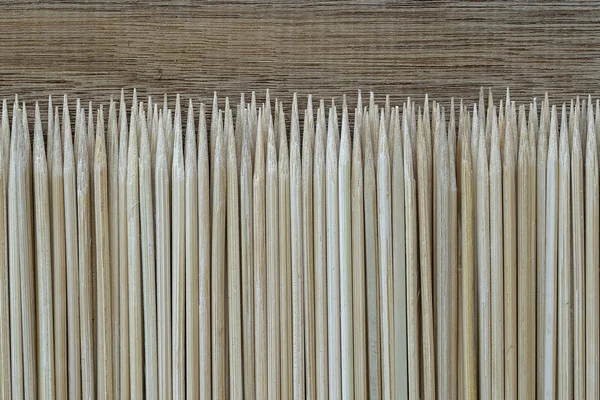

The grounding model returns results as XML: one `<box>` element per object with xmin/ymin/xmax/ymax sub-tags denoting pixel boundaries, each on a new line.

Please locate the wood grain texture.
<box><xmin>1</xmin><ymin>1</ymin><xmax>599</xmax><ymax>112</ymax></box>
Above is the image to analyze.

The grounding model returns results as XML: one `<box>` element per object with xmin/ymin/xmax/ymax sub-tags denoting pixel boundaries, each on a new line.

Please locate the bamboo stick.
<box><xmin>585</xmin><ymin>101</ymin><xmax>599</xmax><ymax>399</ymax></box>
<box><xmin>448</xmin><ymin>99</ymin><xmax>459</xmax><ymax>400</ymax></box>
<box><xmin>279</xmin><ymin>101</ymin><xmax>291</xmax><ymax>400</ymax></box>
<box><xmin>34</xmin><ymin>101</ymin><xmax>55</xmax><ymax>399</ymax></box>
<box><xmin>126</xmin><ymin>99</ymin><xmax>143</xmax><ymax>398</ymax></box>
<box><xmin>403</xmin><ymin>104</ymin><xmax>420</xmax><ymax>400</ymax></box>
<box><xmin>291</xmin><ymin>95</ymin><xmax>307</xmax><ymax>399</ymax></box>
<box><xmin>155</xmin><ymin>111</ymin><xmax>171</xmax><ymax>400</ymax></box>
<box><xmin>171</xmin><ymin>96</ymin><xmax>185</xmax><ymax>399</ymax></box>
<box><xmin>460</xmin><ymin>109</ymin><xmax>477</xmax><ymax>399</ymax></box>
<box><xmin>363</xmin><ymin>107</ymin><xmax>381</xmax><ymax>399</ymax></box>
<box><xmin>76</xmin><ymin>103</ymin><xmax>95</xmax><ymax>398</ymax></box>
<box><xmin>352</xmin><ymin>99</ymin><xmax>367</xmax><ymax>399</ymax></box>
<box><xmin>253</xmin><ymin>108</ymin><xmax>267</xmax><ymax>399</ymax></box>
<box><xmin>63</xmin><ymin>95</ymin><xmax>82</xmax><ymax>400</ymax></box>
<box><xmin>557</xmin><ymin>104</ymin><xmax>572</xmax><ymax>398</ymax></box>
<box><xmin>8</xmin><ymin>100</ymin><xmax>23</xmax><ymax>400</ymax></box>
<box><xmin>118</xmin><ymin>90</ymin><xmax>130</xmax><ymax>399</ymax></box>
<box><xmin>543</xmin><ymin>105</ymin><xmax>559</xmax><ymax>398</ymax></box>
<box><xmin>339</xmin><ymin>96</ymin><xmax>353</xmax><ymax>399</ymax></box>
<box><xmin>198</xmin><ymin>103</ymin><xmax>212</xmax><ymax>400</ymax></box>
<box><xmin>94</xmin><ymin>105</ymin><xmax>114</xmax><ymax>398</ymax></box>
<box><xmin>0</xmin><ymin>98</ymin><xmax>10</xmax><ymax>400</ymax></box>
<box><xmin>139</xmin><ymin>103</ymin><xmax>159</xmax><ymax>397</ymax></box>
<box><xmin>212</xmin><ymin>110</ymin><xmax>227</xmax><ymax>400</ymax></box>
<box><xmin>88</xmin><ymin>103</ymin><xmax>97</xmax><ymax>355</ymax></box>
<box><xmin>1</xmin><ymin>100</ymin><xmax>8</xmax><ymax>179</ymax></box>
<box><xmin>313</xmin><ymin>100</ymin><xmax>329</xmax><ymax>399</ymax></box>
<box><xmin>185</xmin><ymin>99</ymin><xmax>199</xmax><ymax>400</ymax></box>
<box><xmin>226</xmin><ymin>103</ymin><xmax>243</xmax><ymax>399</ymax></box>
<box><xmin>18</xmin><ymin>102</ymin><xmax>37</xmax><ymax>399</ymax></box>
<box><xmin>302</xmin><ymin>95</ymin><xmax>316</xmax><ymax>400</ymax></box>
<box><xmin>572</xmin><ymin>99</ymin><xmax>585</xmax><ymax>399</ymax></box>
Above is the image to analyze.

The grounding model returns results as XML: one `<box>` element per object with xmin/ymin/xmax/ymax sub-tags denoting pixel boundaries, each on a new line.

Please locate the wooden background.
<box><xmin>1</xmin><ymin>1</ymin><xmax>599</xmax><ymax>114</ymax></box>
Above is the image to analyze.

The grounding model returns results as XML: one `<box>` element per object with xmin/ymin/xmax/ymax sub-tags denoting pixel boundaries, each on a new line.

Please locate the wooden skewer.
<box><xmin>313</xmin><ymin>100</ymin><xmax>329</xmax><ymax>398</ymax></box>
<box><xmin>279</xmin><ymin>100</ymin><xmax>292</xmax><ymax>400</ymax></box>
<box><xmin>88</xmin><ymin>103</ymin><xmax>97</xmax><ymax>354</ymax></box>
<box><xmin>363</xmin><ymin>107</ymin><xmax>381</xmax><ymax>399</ymax></box>
<box><xmin>292</xmin><ymin>94</ymin><xmax>309</xmax><ymax>399</ymax></box>
<box><xmin>226</xmin><ymin>103</ymin><xmax>243</xmax><ymax>398</ymax></box>
<box><xmin>240</xmin><ymin>103</ymin><xmax>255</xmax><ymax>399</ymax></box>
<box><xmin>0</xmin><ymin>98</ymin><xmax>10</xmax><ymax>399</ymax></box>
<box><xmin>543</xmin><ymin>105</ymin><xmax>559</xmax><ymax>398</ymax></box>
<box><xmin>156</xmin><ymin>110</ymin><xmax>172</xmax><ymax>400</ymax></box>
<box><xmin>118</xmin><ymin>90</ymin><xmax>130</xmax><ymax>399</ymax></box>
<box><xmin>198</xmin><ymin>102</ymin><xmax>212</xmax><ymax>400</ymax></box>
<box><xmin>352</xmin><ymin>98</ymin><xmax>367</xmax><ymax>399</ymax></box>
<box><xmin>211</xmin><ymin>110</ymin><xmax>227</xmax><ymax>399</ymax></box>
<box><xmin>489</xmin><ymin>107</ymin><xmax>504</xmax><ymax>399</ymax></box>
<box><xmin>126</xmin><ymin>98</ymin><xmax>143</xmax><ymax>398</ymax></box>
<box><xmin>185</xmin><ymin>99</ymin><xmax>199</xmax><ymax>399</ymax></box>
<box><xmin>34</xmin><ymin>102</ymin><xmax>55</xmax><ymax>398</ymax></box>
<box><xmin>1</xmin><ymin>100</ymin><xmax>8</xmax><ymax>177</ymax></box>
<box><xmin>139</xmin><ymin>103</ymin><xmax>159</xmax><ymax>396</ymax></box>
<box><xmin>339</xmin><ymin>96</ymin><xmax>353</xmax><ymax>399</ymax></box>
<box><xmin>571</xmin><ymin>99</ymin><xmax>585</xmax><ymax>399</ymax></box>
<box><xmin>302</xmin><ymin>95</ymin><xmax>316</xmax><ymax>399</ymax></box>
<box><xmin>403</xmin><ymin>103</ymin><xmax>420</xmax><ymax>400</ymax></box>
<box><xmin>585</xmin><ymin>101</ymin><xmax>599</xmax><ymax>398</ymax></box>
<box><xmin>94</xmin><ymin>105</ymin><xmax>114</xmax><ymax>398</ymax></box>
<box><xmin>253</xmin><ymin>108</ymin><xmax>268</xmax><ymax>399</ymax></box>
<box><xmin>448</xmin><ymin>99</ymin><xmax>459</xmax><ymax>400</ymax></box>
<box><xmin>171</xmin><ymin>96</ymin><xmax>185</xmax><ymax>399</ymax></box>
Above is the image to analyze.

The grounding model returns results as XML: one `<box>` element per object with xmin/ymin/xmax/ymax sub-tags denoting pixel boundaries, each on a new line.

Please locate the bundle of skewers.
<box><xmin>0</xmin><ymin>88</ymin><xmax>597</xmax><ymax>399</ymax></box>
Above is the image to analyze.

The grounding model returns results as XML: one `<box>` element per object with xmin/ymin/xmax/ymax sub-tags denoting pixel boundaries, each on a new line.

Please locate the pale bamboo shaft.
<box><xmin>0</xmin><ymin>102</ymin><xmax>10</xmax><ymax>400</ymax></box>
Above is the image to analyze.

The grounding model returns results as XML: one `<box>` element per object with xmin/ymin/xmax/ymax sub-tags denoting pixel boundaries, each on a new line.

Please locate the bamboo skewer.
<box><xmin>0</xmin><ymin>99</ymin><xmax>10</xmax><ymax>400</ymax></box>
<box><xmin>253</xmin><ymin>108</ymin><xmax>267</xmax><ymax>399</ymax></box>
<box><xmin>571</xmin><ymin>102</ymin><xmax>585</xmax><ymax>399</ymax></box>
<box><xmin>171</xmin><ymin>96</ymin><xmax>185</xmax><ymax>399</ymax></box>
<box><xmin>302</xmin><ymin>95</ymin><xmax>316</xmax><ymax>399</ymax></box>
<box><xmin>339</xmin><ymin>97</ymin><xmax>353</xmax><ymax>399</ymax></box>
<box><xmin>352</xmin><ymin>99</ymin><xmax>367</xmax><ymax>399</ymax></box>
<box><xmin>313</xmin><ymin>100</ymin><xmax>329</xmax><ymax>398</ymax></box>
<box><xmin>543</xmin><ymin>105</ymin><xmax>559</xmax><ymax>398</ymax></box>
<box><xmin>585</xmin><ymin>102</ymin><xmax>599</xmax><ymax>398</ymax></box>
<box><xmin>94</xmin><ymin>105</ymin><xmax>114</xmax><ymax>398</ymax></box>
<box><xmin>448</xmin><ymin>99</ymin><xmax>459</xmax><ymax>400</ymax></box>
<box><xmin>198</xmin><ymin>103</ymin><xmax>212</xmax><ymax>400</ymax></box>
<box><xmin>34</xmin><ymin>102</ymin><xmax>55</xmax><ymax>399</ymax></box>
<box><xmin>139</xmin><ymin>104</ymin><xmax>159</xmax><ymax>397</ymax></box>
<box><xmin>155</xmin><ymin>111</ymin><xmax>172</xmax><ymax>400</ymax></box>
<box><xmin>557</xmin><ymin>104</ymin><xmax>572</xmax><ymax>398</ymax></box>
<box><xmin>118</xmin><ymin>90</ymin><xmax>130</xmax><ymax>399</ymax></box>
<box><xmin>291</xmin><ymin>95</ymin><xmax>306</xmax><ymax>399</ymax></box>
<box><xmin>185</xmin><ymin>99</ymin><xmax>199</xmax><ymax>400</ymax></box>
<box><xmin>279</xmin><ymin>101</ymin><xmax>291</xmax><ymax>400</ymax></box>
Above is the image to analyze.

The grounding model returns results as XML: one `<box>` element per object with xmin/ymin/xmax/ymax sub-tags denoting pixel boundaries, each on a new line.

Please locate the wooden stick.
<box><xmin>279</xmin><ymin>101</ymin><xmax>291</xmax><ymax>400</ymax></box>
<box><xmin>0</xmin><ymin>98</ymin><xmax>10</xmax><ymax>400</ymax></box>
<box><xmin>543</xmin><ymin>105</ymin><xmax>559</xmax><ymax>398</ymax></box>
<box><xmin>1</xmin><ymin>100</ymin><xmax>8</xmax><ymax>178</ymax></box>
<box><xmin>302</xmin><ymin>95</ymin><xmax>316</xmax><ymax>399</ymax></box>
<box><xmin>171</xmin><ymin>96</ymin><xmax>185</xmax><ymax>399</ymax></box>
<box><xmin>403</xmin><ymin>104</ymin><xmax>420</xmax><ymax>400</ymax></box>
<box><xmin>88</xmin><ymin>103</ymin><xmax>97</xmax><ymax>356</ymax></box>
<box><xmin>460</xmin><ymin>108</ymin><xmax>477</xmax><ymax>399</ymax></box>
<box><xmin>313</xmin><ymin>100</ymin><xmax>329</xmax><ymax>398</ymax></box>
<box><xmin>94</xmin><ymin>105</ymin><xmax>114</xmax><ymax>398</ymax></box>
<box><xmin>118</xmin><ymin>90</ymin><xmax>130</xmax><ymax>399</ymax></box>
<box><xmin>139</xmin><ymin>103</ymin><xmax>159</xmax><ymax>396</ymax></box>
<box><xmin>253</xmin><ymin>108</ymin><xmax>267</xmax><ymax>399</ymax></box>
<box><xmin>585</xmin><ymin>101</ymin><xmax>599</xmax><ymax>398</ymax></box>
<box><xmin>557</xmin><ymin>104</ymin><xmax>572</xmax><ymax>398</ymax></box>
<box><xmin>448</xmin><ymin>99</ymin><xmax>459</xmax><ymax>400</ymax></box>
<box><xmin>240</xmin><ymin>103</ymin><xmax>254</xmax><ymax>399</ymax></box>
<box><xmin>363</xmin><ymin>107</ymin><xmax>381</xmax><ymax>399</ymax></box>
<box><xmin>226</xmin><ymin>104</ymin><xmax>243</xmax><ymax>398</ymax></box>
<box><xmin>126</xmin><ymin>98</ymin><xmax>143</xmax><ymax>398</ymax></box>
<box><xmin>571</xmin><ymin>99</ymin><xmax>585</xmax><ymax>399</ymax></box>
<box><xmin>155</xmin><ymin>110</ymin><xmax>172</xmax><ymax>400</ymax></box>
<box><xmin>34</xmin><ymin>102</ymin><xmax>55</xmax><ymax>398</ymax></box>
<box><xmin>352</xmin><ymin>99</ymin><xmax>367</xmax><ymax>399</ymax></box>
<box><xmin>185</xmin><ymin>99</ymin><xmax>199</xmax><ymax>400</ymax></box>
<box><xmin>211</xmin><ymin>110</ymin><xmax>227</xmax><ymax>400</ymax></box>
